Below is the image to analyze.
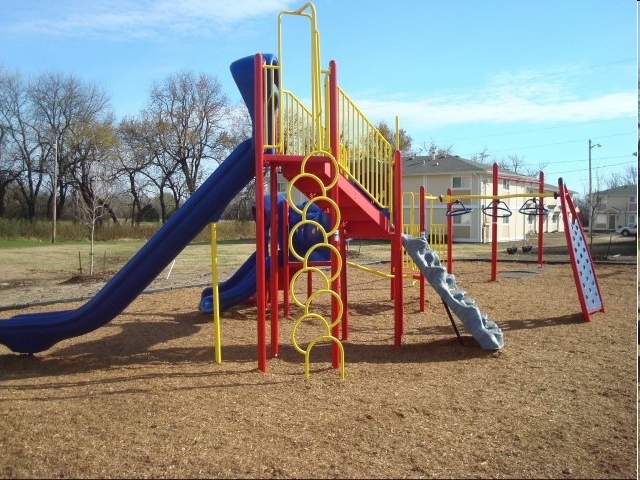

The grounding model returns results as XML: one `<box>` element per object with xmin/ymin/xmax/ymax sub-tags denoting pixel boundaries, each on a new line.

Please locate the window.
<box><xmin>452</xmin><ymin>214</ymin><xmax>471</xmax><ymax>225</ymax></box>
<box><xmin>502</xmin><ymin>179</ymin><xmax>510</xmax><ymax>190</ymax></box>
<box><xmin>502</xmin><ymin>215</ymin><xmax>510</xmax><ymax>225</ymax></box>
<box><xmin>629</xmin><ymin>195</ymin><xmax>636</xmax><ymax>204</ymax></box>
<box><xmin>452</xmin><ymin>176</ymin><xmax>470</xmax><ymax>189</ymax></box>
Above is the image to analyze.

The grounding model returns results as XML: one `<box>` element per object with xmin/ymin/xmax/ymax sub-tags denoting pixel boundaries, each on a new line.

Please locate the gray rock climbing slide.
<box><xmin>402</xmin><ymin>233</ymin><xmax>504</xmax><ymax>350</ymax></box>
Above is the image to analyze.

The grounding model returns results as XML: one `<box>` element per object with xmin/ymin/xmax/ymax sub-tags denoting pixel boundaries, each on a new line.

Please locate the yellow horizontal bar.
<box><xmin>439</xmin><ymin>192</ymin><xmax>557</xmax><ymax>203</ymax></box>
<box><xmin>346</xmin><ymin>261</ymin><xmax>394</xmax><ymax>279</ymax></box>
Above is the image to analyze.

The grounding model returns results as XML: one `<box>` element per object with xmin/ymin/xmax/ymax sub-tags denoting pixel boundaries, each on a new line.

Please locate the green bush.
<box><xmin>0</xmin><ymin>218</ymin><xmax>256</xmax><ymax>243</ymax></box>
<box><xmin>193</xmin><ymin>221</ymin><xmax>256</xmax><ymax>243</ymax></box>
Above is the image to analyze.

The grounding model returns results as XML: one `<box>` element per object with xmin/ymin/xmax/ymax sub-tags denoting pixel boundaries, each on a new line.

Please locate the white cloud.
<box><xmin>356</xmin><ymin>89</ymin><xmax>636</xmax><ymax>131</ymax></box>
<box><xmin>351</xmin><ymin>61</ymin><xmax>637</xmax><ymax>133</ymax></box>
<box><xmin>6</xmin><ymin>0</ymin><xmax>294</xmax><ymax>40</ymax></box>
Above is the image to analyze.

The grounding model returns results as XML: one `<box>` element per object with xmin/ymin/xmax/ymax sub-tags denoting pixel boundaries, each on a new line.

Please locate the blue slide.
<box><xmin>198</xmin><ymin>252</ymin><xmax>274</xmax><ymax>314</ymax></box>
<box><xmin>0</xmin><ymin>139</ymin><xmax>256</xmax><ymax>354</ymax></box>
<box><xmin>0</xmin><ymin>53</ymin><xmax>280</xmax><ymax>354</ymax></box>
<box><xmin>198</xmin><ymin>194</ymin><xmax>331</xmax><ymax>315</ymax></box>
<box><xmin>198</xmin><ymin>193</ymin><xmax>283</xmax><ymax>315</ymax></box>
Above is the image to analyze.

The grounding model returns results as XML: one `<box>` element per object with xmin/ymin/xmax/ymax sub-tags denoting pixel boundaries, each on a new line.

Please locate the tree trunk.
<box><xmin>89</xmin><ymin>221</ymin><xmax>95</xmax><ymax>276</ymax></box>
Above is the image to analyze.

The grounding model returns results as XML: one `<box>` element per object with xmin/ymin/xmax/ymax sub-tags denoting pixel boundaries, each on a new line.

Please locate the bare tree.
<box><xmin>116</xmin><ymin>117</ymin><xmax>156</xmax><ymax>224</ymax></box>
<box><xmin>72</xmin><ymin>160</ymin><xmax>119</xmax><ymax>275</ymax></box>
<box><xmin>29</xmin><ymin>72</ymin><xmax>113</xmax><ymax>221</ymax></box>
<box><xmin>0</xmin><ymin>70</ymin><xmax>114</xmax><ymax>222</ymax></box>
<box><xmin>496</xmin><ymin>154</ymin><xmax>547</xmax><ymax>178</ymax></box>
<box><xmin>0</xmin><ymin>70</ymin><xmax>49</xmax><ymax>220</ymax></box>
<box><xmin>122</xmin><ymin>116</ymin><xmax>183</xmax><ymax>222</ymax></box>
<box><xmin>604</xmin><ymin>165</ymin><xmax>638</xmax><ymax>189</ymax></box>
<box><xmin>581</xmin><ymin>167</ymin><xmax>606</xmax><ymax>248</ymax></box>
<box><xmin>144</xmin><ymin>71</ymin><xmax>234</xmax><ymax>197</ymax></box>
<box><xmin>423</xmin><ymin>139</ymin><xmax>453</xmax><ymax>159</ymax></box>
<box><xmin>67</xmin><ymin>120</ymin><xmax>120</xmax><ymax>224</ymax></box>
<box><xmin>470</xmin><ymin>147</ymin><xmax>494</xmax><ymax>164</ymax></box>
<box><xmin>375</xmin><ymin>120</ymin><xmax>413</xmax><ymax>153</ymax></box>
<box><xmin>221</xmin><ymin>106</ymin><xmax>257</xmax><ymax>220</ymax></box>
<box><xmin>471</xmin><ymin>150</ymin><xmax>548</xmax><ymax>179</ymax></box>
<box><xmin>0</xmin><ymin>116</ymin><xmax>21</xmax><ymax>216</ymax></box>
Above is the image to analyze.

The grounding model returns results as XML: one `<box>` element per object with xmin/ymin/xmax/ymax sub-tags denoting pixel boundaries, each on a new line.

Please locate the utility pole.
<box><xmin>588</xmin><ymin>139</ymin><xmax>601</xmax><ymax>243</ymax></box>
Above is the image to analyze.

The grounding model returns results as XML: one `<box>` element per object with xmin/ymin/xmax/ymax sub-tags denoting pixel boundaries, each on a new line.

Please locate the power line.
<box><xmin>459</xmin><ymin>131</ymin><xmax>636</xmax><ymax>158</ymax></box>
<box><xmin>546</xmin><ymin>160</ymin><xmax>637</xmax><ymax>176</ymax></box>
<box><xmin>442</xmin><ymin>118</ymin><xmax>632</xmax><ymax>144</ymax></box>
<box><xmin>522</xmin><ymin>154</ymin><xmax>637</xmax><ymax>167</ymax></box>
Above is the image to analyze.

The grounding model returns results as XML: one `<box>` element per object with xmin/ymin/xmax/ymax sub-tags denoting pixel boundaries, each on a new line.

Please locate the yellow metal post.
<box><xmin>210</xmin><ymin>223</ymin><xmax>222</xmax><ymax>364</ymax></box>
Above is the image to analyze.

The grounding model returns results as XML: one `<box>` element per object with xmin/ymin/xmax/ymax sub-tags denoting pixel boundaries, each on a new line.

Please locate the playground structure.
<box><xmin>0</xmin><ymin>3</ymin><xmax>604</xmax><ymax>378</ymax></box>
<box><xmin>198</xmin><ymin>194</ymin><xmax>331</xmax><ymax>315</ymax></box>
<box><xmin>400</xmin><ymin>164</ymin><xmax>557</xmax><ymax>282</ymax></box>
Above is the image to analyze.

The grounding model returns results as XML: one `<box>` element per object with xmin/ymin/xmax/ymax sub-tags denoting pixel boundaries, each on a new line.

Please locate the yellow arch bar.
<box><xmin>290</xmin><ymin>312</ymin><xmax>332</xmax><ymax>354</ymax></box>
<box><xmin>439</xmin><ymin>192</ymin><xmax>557</xmax><ymax>203</ymax></box>
<box><xmin>304</xmin><ymin>335</ymin><xmax>345</xmax><ymax>380</ymax></box>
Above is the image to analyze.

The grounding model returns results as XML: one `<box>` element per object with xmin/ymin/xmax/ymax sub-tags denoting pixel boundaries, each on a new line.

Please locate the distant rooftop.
<box><xmin>402</xmin><ymin>154</ymin><xmax>565</xmax><ymax>193</ymax></box>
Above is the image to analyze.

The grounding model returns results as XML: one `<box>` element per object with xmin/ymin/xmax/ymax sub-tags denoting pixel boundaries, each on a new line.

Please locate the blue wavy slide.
<box><xmin>0</xmin><ymin>138</ymin><xmax>256</xmax><ymax>354</ymax></box>
<box><xmin>198</xmin><ymin>252</ymin><xmax>274</xmax><ymax>314</ymax></box>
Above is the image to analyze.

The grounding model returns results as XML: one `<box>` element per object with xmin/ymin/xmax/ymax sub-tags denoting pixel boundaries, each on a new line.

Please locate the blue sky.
<box><xmin>1</xmin><ymin>0</ymin><xmax>637</xmax><ymax>194</ymax></box>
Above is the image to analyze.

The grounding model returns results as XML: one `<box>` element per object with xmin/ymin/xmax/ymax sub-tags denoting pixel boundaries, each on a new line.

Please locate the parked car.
<box><xmin>615</xmin><ymin>224</ymin><xmax>637</xmax><ymax>237</ymax></box>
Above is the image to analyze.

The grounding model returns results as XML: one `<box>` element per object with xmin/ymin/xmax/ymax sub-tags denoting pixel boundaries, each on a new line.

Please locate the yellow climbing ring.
<box><xmin>301</xmin><ymin>196</ymin><xmax>340</xmax><ymax>237</ymax></box>
<box><xmin>304</xmin><ymin>288</ymin><xmax>343</xmax><ymax>329</ymax></box>
<box><xmin>289</xmin><ymin>266</ymin><xmax>330</xmax><ymax>307</ymax></box>
<box><xmin>300</xmin><ymin>150</ymin><xmax>340</xmax><ymax>190</ymax></box>
<box><xmin>288</xmin><ymin>219</ymin><xmax>328</xmax><ymax>262</ymax></box>
<box><xmin>290</xmin><ymin>311</ymin><xmax>334</xmax><ymax>354</ymax></box>
<box><xmin>289</xmin><ymin>287</ymin><xmax>344</xmax><ymax>332</ymax></box>
<box><xmin>303</xmin><ymin>243</ymin><xmax>342</xmax><ymax>282</ymax></box>
<box><xmin>286</xmin><ymin>148</ymin><xmax>345</xmax><ymax>379</ymax></box>
<box><xmin>305</xmin><ymin>336</ymin><xmax>345</xmax><ymax>380</ymax></box>
<box><xmin>287</xmin><ymin>173</ymin><xmax>327</xmax><ymax>214</ymax></box>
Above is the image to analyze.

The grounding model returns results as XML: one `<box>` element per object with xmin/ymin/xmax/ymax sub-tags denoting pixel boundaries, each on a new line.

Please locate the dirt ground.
<box><xmin>0</xmin><ymin>235</ymin><xmax>637</xmax><ymax>479</ymax></box>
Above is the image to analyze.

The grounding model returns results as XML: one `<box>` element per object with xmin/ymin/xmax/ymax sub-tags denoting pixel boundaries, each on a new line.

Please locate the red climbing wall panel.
<box><xmin>558</xmin><ymin>179</ymin><xmax>605</xmax><ymax>321</ymax></box>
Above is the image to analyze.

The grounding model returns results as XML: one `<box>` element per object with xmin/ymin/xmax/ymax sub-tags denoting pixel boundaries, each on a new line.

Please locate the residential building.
<box><xmin>402</xmin><ymin>154</ymin><xmax>568</xmax><ymax>243</ymax></box>
<box><xmin>276</xmin><ymin>153</ymin><xmax>573</xmax><ymax>244</ymax></box>
<box><xmin>591</xmin><ymin>184</ymin><xmax>637</xmax><ymax>231</ymax></box>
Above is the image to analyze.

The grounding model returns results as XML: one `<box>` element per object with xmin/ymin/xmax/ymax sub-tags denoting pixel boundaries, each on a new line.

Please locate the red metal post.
<box><xmin>269</xmin><ymin>166</ymin><xmax>280</xmax><ymax>357</ymax></box>
<box><xmin>419</xmin><ymin>186</ymin><xmax>426</xmax><ymax>312</ymax></box>
<box><xmin>253</xmin><ymin>54</ymin><xmax>267</xmax><ymax>373</ymax></box>
<box><xmin>328</xmin><ymin>61</ymin><xmax>342</xmax><ymax>368</ymax></box>
<box><xmin>490</xmin><ymin>163</ymin><xmax>499</xmax><ymax>281</ymax></box>
<box><xmin>393</xmin><ymin>150</ymin><xmax>405</xmax><ymax>346</ymax></box>
<box><xmin>537</xmin><ymin>170</ymin><xmax>545</xmax><ymax>267</ymax></box>
<box><xmin>446</xmin><ymin>187</ymin><xmax>453</xmax><ymax>275</ymax></box>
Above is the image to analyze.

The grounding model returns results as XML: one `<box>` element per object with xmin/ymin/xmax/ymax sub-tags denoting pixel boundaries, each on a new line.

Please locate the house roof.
<box><xmin>402</xmin><ymin>154</ymin><xmax>572</xmax><ymax>194</ymax></box>
<box><xmin>403</xmin><ymin>155</ymin><xmax>493</xmax><ymax>176</ymax></box>
<box><xmin>601</xmin><ymin>207</ymin><xmax>621</xmax><ymax>214</ymax></box>
<box><xmin>595</xmin><ymin>184</ymin><xmax>637</xmax><ymax>196</ymax></box>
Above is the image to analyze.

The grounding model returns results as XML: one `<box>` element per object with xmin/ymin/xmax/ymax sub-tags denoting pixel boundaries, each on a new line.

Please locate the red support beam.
<box><xmin>393</xmin><ymin>149</ymin><xmax>405</xmax><ymax>346</ymax></box>
<box><xmin>491</xmin><ymin>163</ymin><xmax>499</xmax><ymax>281</ymax></box>
<box><xmin>537</xmin><ymin>170</ymin><xmax>545</xmax><ymax>267</ymax></box>
<box><xmin>253</xmin><ymin>54</ymin><xmax>267</xmax><ymax>373</ymax></box>
<box><xmin>269</xmin><ymin>166</ymin><xmax>280</xmax><ymax>358</ymax></box>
